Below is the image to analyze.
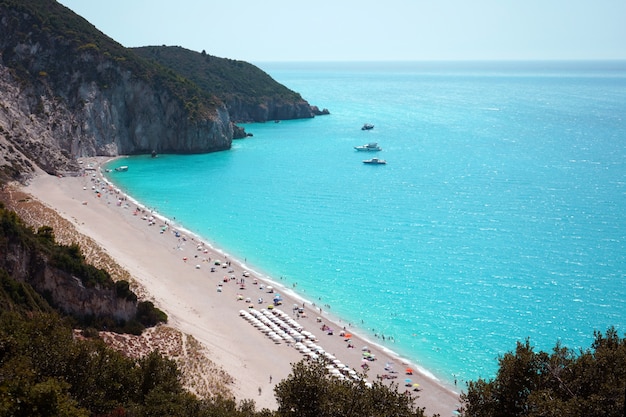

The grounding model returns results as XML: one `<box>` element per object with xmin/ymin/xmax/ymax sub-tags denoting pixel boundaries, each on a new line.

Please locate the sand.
<box><xmin>15</xmin><ymin>158</ymin><xmax>461</xmax><ymax>416</ymax></box>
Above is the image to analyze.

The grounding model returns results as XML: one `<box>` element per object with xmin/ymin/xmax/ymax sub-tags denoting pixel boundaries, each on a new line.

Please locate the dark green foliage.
<box><xmin>0</xmin><ymin>311</ymin><xmax>170</xmax><ymax>416</ymax></box>
<box><xmin>50</xmin><ymin>242</ymin><xmax>113</xmax><ymax>288</ymax></box>
<box><xmin>35</xmin><ymin>225</ymin><xmax>55</xmax><ymax>244</ymax></box>
<box><xmin>274</xmin><ymin>359</ymin><xmax>428</xmax><ymax>417</ymax></box>
<box><xmin>461</xmin><ymin>327</ymin><xmax>626</xmax><ymax>417</ymax></box>
<box><xmin>0</xmin><ymin>310</ymin><xmax>271</xmax><ymax>417</ymax></box>
<box><xmin>133</xmin><ymin>46</ymin><xmax>303</xmax><ymax>103</ymax></box>
<box><xmin>136</xmin><ymin>300</ymin><xmax>168</xmax><ymax>327</ymax></box>
<box><xmin>115</xmin><ymin>280</ymin><xmax>137</xmax><ymax>302</ymax></box>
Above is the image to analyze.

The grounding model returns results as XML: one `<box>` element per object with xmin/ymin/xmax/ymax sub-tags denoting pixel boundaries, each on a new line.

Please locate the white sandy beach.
<box><xmin>17</xmin><ymin>158</ymin><xmax>461</xmax><ymax>416</ymax></box>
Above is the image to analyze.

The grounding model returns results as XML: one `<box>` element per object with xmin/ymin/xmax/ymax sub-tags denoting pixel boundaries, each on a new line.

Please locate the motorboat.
<box><xmin>361</xmin><ymin>123</ymin><xmax>374</xmax><ymax>130</ymax></box>
<box><xmin>114</xmin><ymin>166</ymin><xmax>128</xmax><ymax>172</ymax></box>
<box><xmin>363</xmin><ymin>158</ymin><xmax>386</xmax><ymax>165</ymax></box>
<box><xmin>354</xmin><ymin>142</ymin><xmax>382</xmax><ymax>151</ymax></box>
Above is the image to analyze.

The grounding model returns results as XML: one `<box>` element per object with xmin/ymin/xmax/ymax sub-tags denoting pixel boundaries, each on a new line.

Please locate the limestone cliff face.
<box><xmin>72</xmin><ymin>67</ymin><xmax>233</xmax><ymax>156</ymax></box>
<box><xmin>2</xmin><ymin>236</ymin><xmax>136</xmax><ymax>322</ymax></box>
<box><xmin>0</xmin><ymin>2</ymin><xmax>233</xmax><ymax>179</ymax></box>
<box><xmin>226</xmin><ymin>96</ymin><xmax>323</xmax><ymax>123</ymax></box>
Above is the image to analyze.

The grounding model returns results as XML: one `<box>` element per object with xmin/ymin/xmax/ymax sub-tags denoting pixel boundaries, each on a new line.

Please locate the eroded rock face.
<box><xmin>73</xmin><ymin>72</ymin><xmax>232</xmax><ymax>156</ymax></box>
<box><xmin>0</xmin><ymin>54</ymin><xmax>233</xmax><ymax>178</ymax></box>
<box><xmin>225</xmin><ymin>96</ymin><xmax>319</xmax><ymax>122</ymax></box>
<box><xmin>0</xmin><ymin>3</ymin><xmax>233</xmax><ymax>180</ymax></box>
<box><xmin>0</xmin><ymin>2</ymin><xmax>329</xmax><ymax>182</ymax></box>
<box><xmin>1</xmin><ymin>237</ymin><xmax>136</xmax><ymax>322</ymax></box>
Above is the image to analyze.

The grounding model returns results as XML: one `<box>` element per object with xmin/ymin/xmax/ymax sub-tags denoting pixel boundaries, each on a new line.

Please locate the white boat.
<box><xmin>361</xmin><ymin>123</ymin><xmax>374</xmax><ymax>130</ymax></box>
<box><xmin>354</xmin><ymin>142</ymin><xmax>382</xmax><ymax>151</ymax></box>
<box><xmin>114</xmin><ymin>166</ymin><xmax>128</xmax><ymax>172</ymax></box>
<box><xmin>363</xmin><ymin>158</ymin><xmax>386</xmax><ymax>165</ymax></box>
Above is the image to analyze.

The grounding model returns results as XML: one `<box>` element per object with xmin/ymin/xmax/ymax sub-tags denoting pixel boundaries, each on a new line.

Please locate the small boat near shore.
<box><xmin>114</xmin><ymin>166</ymin><xmax>128</xmax><ymax>172</ymax></box>
<box><xmin>363</xmin><ymin>158</ymin><xmax>386</xmax><ymax>165</ymax></box>
<box><xmin>354</xmin><ymin>142</ymin><xmax>382</xmax><ymax>152</ymax></box>
<box><xmin>361</xmin><ymin>123</ymin><xmax>374</xmax><ymax>130</ymax></box>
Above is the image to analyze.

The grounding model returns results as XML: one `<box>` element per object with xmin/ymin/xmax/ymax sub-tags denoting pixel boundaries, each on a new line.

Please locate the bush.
<box><xmin>461</xmin><ymin>327</ymin><xmax>626</xmax><ymax>417</ymax></box>
<box><xmin>136</xmin><ymin>301</ymin><xmax>168</xmax><ymax>327</ymax></box>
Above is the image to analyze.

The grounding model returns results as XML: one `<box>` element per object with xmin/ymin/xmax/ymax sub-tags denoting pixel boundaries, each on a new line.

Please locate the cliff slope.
<box><xmin>133</xmin><ymin>46</ymin><xmax>329</xmax><ymax>122</ymax></box>
<box><xmin>0</xmin><ymin>0</ymin><xmax>326</xmax><ymax>182</ymax></box>
<box><xmin>0</xmin><ymin>203</ymin><xmax>140</xmax><ymax>325</ymax></box>
<box><xmin>0</xmin><ymin>0</ymin><xmax>235</xmax><ymax>179</ymax></box>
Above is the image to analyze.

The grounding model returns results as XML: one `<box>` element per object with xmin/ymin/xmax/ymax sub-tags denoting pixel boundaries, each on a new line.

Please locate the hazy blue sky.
<box><xmin>58</xmin><ymin>0</ymin><xmax>626</xmax><ymax>62</ymax></box>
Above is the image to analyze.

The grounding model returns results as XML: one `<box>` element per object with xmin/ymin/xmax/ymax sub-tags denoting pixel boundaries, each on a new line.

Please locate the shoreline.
<box><xmin>100</xmin><ymin>158</ymin><xmax>451</xmax><ymax>389</ymax></box>
<box><xmin>17</xmin><ymin>157</ymin><xmax>461</xmax><ymax>416</ymax></box>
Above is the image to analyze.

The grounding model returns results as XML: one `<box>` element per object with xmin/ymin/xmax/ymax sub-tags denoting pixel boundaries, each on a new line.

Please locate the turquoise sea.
<box><xmin>105</xmin><ymin>61</ymin><xmax>626</xmax><ymax>388</ymax></box>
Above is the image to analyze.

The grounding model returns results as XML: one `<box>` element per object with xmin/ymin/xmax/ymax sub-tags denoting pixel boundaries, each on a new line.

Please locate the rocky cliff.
<box><xmin>132</xmin><ymin>45</ymin><xmax>330</xmax><ymax>123</ymax></box>
<box><xmin>225</xmin><ymin>96</ymin><xmax>329</xmax><ymax>123</ymax></box>
<box><xmin>0</xmin><ymin>0</ymin><xmax>235</xmax><ymax>180</ymax></box>
<box><xmin>0</xmin><ymin>1</ymin><xmax>327</xmax><ymax>182</ymax></box>
<box><xmin>0</xmin><ymin>222</ymin><xmax>136</xmax><ymax>322</ymax></box>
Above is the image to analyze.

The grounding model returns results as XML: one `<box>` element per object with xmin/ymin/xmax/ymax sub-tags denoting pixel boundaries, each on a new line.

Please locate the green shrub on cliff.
<box><xmin>0</xmin><ymin>204</ymin><xmax>167</xmax><ymax>331</ymax></box>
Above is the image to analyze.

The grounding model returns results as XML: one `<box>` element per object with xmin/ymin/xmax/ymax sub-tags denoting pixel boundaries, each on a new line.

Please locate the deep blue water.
<box><xmin>105</xmin><ymin>61</ymin><xmax>626</xmax><ymax>387</ymax></box>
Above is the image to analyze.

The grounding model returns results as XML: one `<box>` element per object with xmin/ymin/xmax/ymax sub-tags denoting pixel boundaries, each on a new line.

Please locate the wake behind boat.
<box><xmin>354</xmin><ymin>142</ymin><xmax>382</xmax><ymax>152</ymax></box>
<box><xmin>363</xmin><ymin>157</ymin><xmax>386</xmax><ymax>165</ymax></box>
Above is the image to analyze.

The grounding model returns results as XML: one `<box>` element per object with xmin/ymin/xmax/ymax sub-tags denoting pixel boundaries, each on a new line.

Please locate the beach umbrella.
<box><xmin>405</xmin><ymin>368</ymin><xmax>414</xmax><ymax>374</ymax></box>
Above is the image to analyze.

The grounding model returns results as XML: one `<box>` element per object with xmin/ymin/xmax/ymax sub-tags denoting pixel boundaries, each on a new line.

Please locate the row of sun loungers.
<box><xmin>239</xmin><ymin>307</ymin><xmax>369</xmax><ymax>385</ymax></box>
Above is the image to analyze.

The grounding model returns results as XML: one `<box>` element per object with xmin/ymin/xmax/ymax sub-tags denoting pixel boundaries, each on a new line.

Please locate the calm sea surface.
<box><xmin>105</xmin><ymin>61</ymin><xmax>626</xmax><ymax>387</ymax></box>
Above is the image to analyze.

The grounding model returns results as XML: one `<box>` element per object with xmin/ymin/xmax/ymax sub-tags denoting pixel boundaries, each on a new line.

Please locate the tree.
<box><xmin>461</xmin><ymin>327</ymin><xmax>626</xmax><ymax>417</ymax></box>
<box><xmin>274</xmin><ymin>359</ymin><xmax>427</xmax><ymax>417</ymax></box>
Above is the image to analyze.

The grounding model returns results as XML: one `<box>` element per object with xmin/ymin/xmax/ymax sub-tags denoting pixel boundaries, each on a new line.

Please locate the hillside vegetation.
<box><xmin>0</xmin><ymin>0</ymin><xmax>323</xmax><ymax>182</ymax></box>
<box><xmin>1</xmin><ymin>0</ymin><xmax>220</xmax><ymax>115</ymax></box>
<box><xmin>0</xmin><ymin>203</ymin><xmax>166</xmax><ymax>334</ymax></box>
<box><xmin>133</xmin><ymin>46</ymin><xmax>302</xmax><ymax>103</ymax></box>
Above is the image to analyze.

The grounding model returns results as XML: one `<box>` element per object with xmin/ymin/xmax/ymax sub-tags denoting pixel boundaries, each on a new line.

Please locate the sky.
<box><xmin>57</xmin><ymin>0</ymin><xmax>626</xmax><ymax>63</ymax></box>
